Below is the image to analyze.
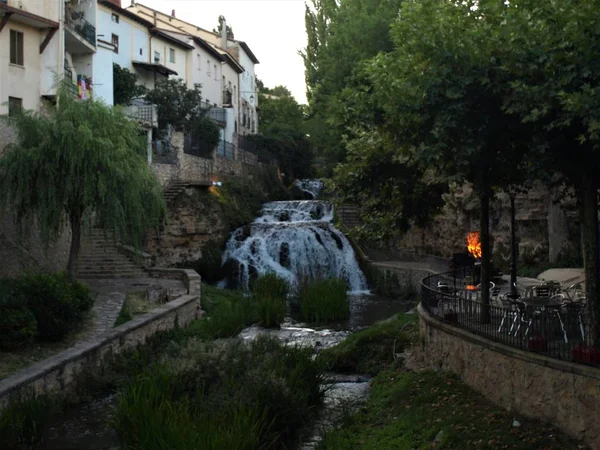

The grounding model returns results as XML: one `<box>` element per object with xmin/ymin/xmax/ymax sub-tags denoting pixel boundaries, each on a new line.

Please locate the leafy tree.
<box><xmin>112</xmin><ymin>63</ymin><xmax>148</xmax><ymax>106</ymax></box>
<box><xmin>0</xmin><ymin>86</ymin><xmax>166</xmax><ymax>278</ymax></box>
<box><xmin>213</xmin><ymin>15</ymin><xmax>234</xmax><ymax>39</ymax></box>
<box><xmin>501</xmin><ymin>0</ymin><xmax>600</xmax><ymax>342</ymax></box>
<box><xmin>144</xmin><ymin>79</ymin><xmax>205</xmax><ymax>134</ymax></box>
<box><xmin>254</xmin><ymin>84</ymin><xmax>314</xmax><ymax>179</ymax></box>
<box><xmin>357</xmin><ymin>0</ymin><xmax>532</xmax><ymax>320</ymax></box>
<box><xmin>302</xmin><ymin>0</ymin><xmax>402</xmax><ymax>173</ymax></box>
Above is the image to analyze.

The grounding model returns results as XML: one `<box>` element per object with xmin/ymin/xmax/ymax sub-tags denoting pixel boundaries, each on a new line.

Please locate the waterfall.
<box><xmin>294</xmin><ymin>179</ymin><xmax>325</xmax><ymax>199</ymax></box>
<box><xmin>222</xmin><ymin>187</ymin><xmax>368</xmax><ymax>292</ymax></box>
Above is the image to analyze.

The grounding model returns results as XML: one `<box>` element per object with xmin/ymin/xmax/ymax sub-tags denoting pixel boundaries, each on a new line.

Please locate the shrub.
<box><xmin>17</xmin><ymin>273</ymin><xmax>94</xmax><ymax>341</ymax></box>
<box><xmin>0</xmin><ymin>301</ymin><xmax>37</xmax><ymax>350</ymax></box>
<box><xmin>298</xmin><ymin>278</ymin><xmax>349</xmax><ymax>323</ymax></box>
<box><xmin>252</xmin><ymin>274</ymin><xmax>288</xmax><ymax>328</ymax></box>
<box><xmin>113</xmin><ymin>336</ymin><xmax>324</xmax><ymax>450</ymax></box>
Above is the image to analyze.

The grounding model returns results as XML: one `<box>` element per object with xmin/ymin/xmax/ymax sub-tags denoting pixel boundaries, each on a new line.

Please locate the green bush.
<box><xmin>252</xmin><ymin>274</ymin><xmax>288</xmax><ymax>328</ymax></box>
<box><xmin>17</xmin><ymin>273</ymin><xmax>94</xmax><ymax>341</ymax></box>
<box><xmin>113</xmin><ymin>336</ymin><xmax>324</xmax><ymax>450</ymax></box>
<box><xmin>298</xmin><ymin>278</ymin><xmax>349</xmax><ymax>323</ymax></box>
<box><xmin>0</xmin><ymin>280</ymin><xmax>37</xmax><ymax>350</ymax></box>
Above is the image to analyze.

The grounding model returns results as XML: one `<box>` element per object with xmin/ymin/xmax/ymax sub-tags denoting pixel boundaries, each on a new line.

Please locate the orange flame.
<box><xmin>466</xmin><ymin>231</ymin><xmax>482</xmax><ymax>259</ymax></box>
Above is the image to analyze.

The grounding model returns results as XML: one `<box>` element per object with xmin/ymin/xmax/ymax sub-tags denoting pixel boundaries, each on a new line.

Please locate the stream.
<box><xmin>36</xmin><ymin>179</ymin><xmax>414</xmax><ymax>449</ymax></box>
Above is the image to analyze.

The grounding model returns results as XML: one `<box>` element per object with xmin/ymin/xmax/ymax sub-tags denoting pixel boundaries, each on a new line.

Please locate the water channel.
<box><xmin>37</xmin><ymin>180</ymin><xmax>415</xmax><ymax>449</ymax></box>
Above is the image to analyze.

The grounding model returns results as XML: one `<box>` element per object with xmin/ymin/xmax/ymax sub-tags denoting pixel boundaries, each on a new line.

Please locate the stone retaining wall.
<box><xmin>0</xmin><ymin>272</ymin><xmax>201</xmax><ymax>412</ymax></box>
<box><xmin>372</xmin><ymin>262</ymin><xmax>437</xmax><ymax>293</ymax></box>
<box><xmin>418</xmin><ymin>304</ymin><xmax>600</xmax><ymax>448</ymax></box>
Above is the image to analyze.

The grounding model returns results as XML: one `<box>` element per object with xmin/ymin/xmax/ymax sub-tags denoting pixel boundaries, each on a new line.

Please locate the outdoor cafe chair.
<box><xmin>498</xmin><ymin>294</ymin><xmax>526</xmax><ymax>334</ymax></box>
<box><xmin>437</xmin><ymin>281</ymin><xmax>457</xmax><ymax>313</ymax></box>
<box><xmin>524</xmin><ymin>294</ymin><xmax>569</xmax><ymax>343</ymax></box>
<box><xmin>562</xmin><ymin>300</ymin><xmax>586</xmax><ymax>341</ymax></box>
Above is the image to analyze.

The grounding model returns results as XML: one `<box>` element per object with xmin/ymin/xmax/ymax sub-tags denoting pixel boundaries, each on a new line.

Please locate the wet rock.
<box><xmin>280</xmin><ymin>243</ymin><xmax>291</xmax><ymax>268</ymax></box>
<box><xmin>330</xmin><ymin>231</ymin><xmax>344</xmax><ymax>250</ymax></box>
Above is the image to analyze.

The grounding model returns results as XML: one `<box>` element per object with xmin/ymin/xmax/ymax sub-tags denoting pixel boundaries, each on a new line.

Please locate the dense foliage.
<box><xmin>251</xmin><ymin>273</ymin><xmax>288</xmax><ymax>328</ymax></box>
<box><xmin>0</xmin><ymin>87</ymin><xmax>165</xmax><ymax>277</ymax></box>
<box><xmin>112</xmin><ymin>63</ymin><xmax>148</xmax><ymax>106</ymax></box>
<box><xmin>252</xmin><ymin>82</ymin><xmax>314</xmax><ymax>180</ymax></box>
<box><xmin>0</xmin><ymin>273</ymin><xmax>94</xmax><ymax>346</ymax></box>
<box><xmin>113</xmin><ymin>337</ymin><xmax>324</xmax><ymax>450</ymax></box>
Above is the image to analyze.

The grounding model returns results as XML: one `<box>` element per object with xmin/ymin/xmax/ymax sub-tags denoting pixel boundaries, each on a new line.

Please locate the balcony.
<box><xmin>200</xmin><ymin>101</ymin><xmax>226</xmax><ymax>127</ymax></box>
<box><xmin>222</xmin><ymin>89</ymin><xmax>233</xmax><ymax>107</ymax></box>
<box><xmin>124</xmin><ymin>103</ymin><xmax>158</xmax><ymax>129</ymax></box>
<box><xmin>65</xmin><ymin>8</ymin><xmax>96</xmax><ymax>53</ymax></box>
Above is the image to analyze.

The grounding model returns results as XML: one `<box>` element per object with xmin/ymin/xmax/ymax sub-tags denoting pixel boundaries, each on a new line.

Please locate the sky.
<box><xmin>127</xmin><ymin>0</ymin><xmax>309</xmax><ymax>104</ymax></box>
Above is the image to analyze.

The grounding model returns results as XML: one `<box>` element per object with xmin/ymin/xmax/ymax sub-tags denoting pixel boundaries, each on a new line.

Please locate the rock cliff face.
<box><xmin>393</xmin><ymin>182</ymin><xmax>580</xmax><ymax>267</ymax></box>
<box><xmin>145</xmin><ymin>188</ymin><xmax>228</xmax><ymax>268</ymax></box>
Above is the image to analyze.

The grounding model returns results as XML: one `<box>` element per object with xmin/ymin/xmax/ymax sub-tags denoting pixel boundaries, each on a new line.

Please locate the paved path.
<box><xmin>79</xmin><ymin>277</ymin><xmax>187</xmax><ymax>341</ymax></box>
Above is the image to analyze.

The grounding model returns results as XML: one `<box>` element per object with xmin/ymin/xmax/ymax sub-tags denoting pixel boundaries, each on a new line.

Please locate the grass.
<box><xmin>252</xmin><ymin>274</ymin><xmax>289</xmax><ymax>328</ymax></box>
<box><xmin>317</xmin><ymin>313</ymin><xmax>418</xmax><ymax>376</ymax></box>
<box><xmin>0</xmin><ymin>394</ymin><xmax>58</xmax><ymax>449</ymax></box>
<box><xmin>112</xmin><ymin>336</ymin><xmax>325</xmax><ymax>450</ymax></box>
<box><xmin>114</xmin><ymin>291</ymin><xmax>154</xmax><ymax>327</ymax></box>
<box><xmin>317</xmin><ymin>370</ymin><xmax>586</xmax><ymax>450</ymax></box>
<box><xmin>298</xmin><ymin>278</ymin><xmax>349</xmax><ymax>323</ymax></box>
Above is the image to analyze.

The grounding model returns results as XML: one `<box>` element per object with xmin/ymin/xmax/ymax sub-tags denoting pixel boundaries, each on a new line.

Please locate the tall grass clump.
<box><xmin>252</xmin><ymin>273</ymin><xmax>288</xmax><ymax>328</ymax></box>
<box><xmin>113</xmin><ymin>336</ymin><xmax>324</xmax><ymax>450</ymax></box>
<box><xmin>298</xmin><ymin>278</ymin><xmax>349</xmax><ymax>323</ymax></box>
<box><xmin>0</xmin><ymin>394</ymin><xmax>57</xmax><ymax>449</ymax></box>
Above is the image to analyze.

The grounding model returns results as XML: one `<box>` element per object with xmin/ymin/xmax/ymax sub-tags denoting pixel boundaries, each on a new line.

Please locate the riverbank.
<box><xmin>316</xmin><ymin>324</ymin><xmax>589</xmax><ymax>450</ymax></box>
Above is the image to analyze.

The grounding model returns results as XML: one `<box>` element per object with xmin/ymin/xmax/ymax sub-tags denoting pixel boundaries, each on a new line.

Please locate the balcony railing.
<box><xmin>200</xmin><ymin>101</ymin><xmax>226</xmax><ymax>126</ymax></box>
<box><xmin>124</xmin><ymin>104</ymin><xmax>158</xmax><ymax>128</ymax></box>
<box><xmin>217</xmin><ymin>140</ymin><xmax>235</xmax><ymax>160</ymax></box>
<box><xmin>65</xmin><ymin>9</ymin><xmax>96</xmax><ymax>47</ymax></box>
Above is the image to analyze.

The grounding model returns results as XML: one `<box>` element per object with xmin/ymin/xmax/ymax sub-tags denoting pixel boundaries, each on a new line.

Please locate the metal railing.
<box><xmin>199</xmin><ymin>101</ymin><xmax>226</xmax><ymax>126</ymax></box>
<box><xmin>65</xmin><ymin>9</ymin><xmax>96</xmax><ymax>47</ymax></box>
<box><xmin>421</xmin><ymin>269</ymin><xmax>598</xmax><ymax>366</ymax></box>
<box><xmin>124</xmin><ymin>104</ymin><xmax>158</xmax><ymax>128</ymax></box>
<box><xmin>184</xmin><ymin>134</ymin><xmax>215</xmax><ymax>159</ymax></box>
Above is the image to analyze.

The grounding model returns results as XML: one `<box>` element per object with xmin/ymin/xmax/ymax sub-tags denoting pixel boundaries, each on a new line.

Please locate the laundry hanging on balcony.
<box><xmin>77</xmin><ymin>75</ymin><xmax>91</xmax><ymax>100</ymax></box>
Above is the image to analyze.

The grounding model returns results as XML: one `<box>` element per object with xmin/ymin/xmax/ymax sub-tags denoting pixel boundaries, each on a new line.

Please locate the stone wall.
<box><xmin>418</xmin><ymin>304</ymin><xmax>600</xmax><ymax>448</ymax></box>
<box><xmin>0</xmin><ymin>273</ymin><xmax>201</xmax><ymax>412</ymax></box>
<box><xmin>145</xmin><ymin>187</ymin><xmax>228</xmax><ymax>267</ymax></box>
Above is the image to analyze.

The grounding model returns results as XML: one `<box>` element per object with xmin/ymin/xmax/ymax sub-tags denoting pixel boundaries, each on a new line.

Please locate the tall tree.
<box><xmin>0</xmin><ymin>86</ymin><xmax>166</xmax><ymax>278</ymax></box>
<box><xmin>502</xmin><ymin>0</ymin><xmax>600</xmax><ymax>342</ymax></box>
<box><xmin>363</xmin><ymin>0</ymin><xmax>530</xmax><ymax>320</ymax></box>
<box><xmin>302</xmin><ymin>0</ymin><xmax>402</xmax><ymax>174</ymax></box>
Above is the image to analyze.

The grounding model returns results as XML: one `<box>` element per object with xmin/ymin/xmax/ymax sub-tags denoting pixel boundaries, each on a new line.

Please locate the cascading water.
<box><xmin>294</xmin><ymin>179</ymin><xmax>325</xmax><ymax>199</ymax></box>
<box><xmin>222</xmin><ymin>181</ymin><xmax>368</xmax><ymax>292</ymax></box>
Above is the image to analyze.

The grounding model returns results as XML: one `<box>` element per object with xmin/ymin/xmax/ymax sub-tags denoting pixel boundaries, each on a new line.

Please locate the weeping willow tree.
<box><xmin>0</xmin><ymin>86</ymin><xmax>166</xmax><ymax>278</ymax></box>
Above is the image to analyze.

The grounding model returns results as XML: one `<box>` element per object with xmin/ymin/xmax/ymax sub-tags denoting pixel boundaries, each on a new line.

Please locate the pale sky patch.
<box><xmin>126</xmin><ymin>0</ymin><xmax>309</xmax><ymax>104</ymax></box>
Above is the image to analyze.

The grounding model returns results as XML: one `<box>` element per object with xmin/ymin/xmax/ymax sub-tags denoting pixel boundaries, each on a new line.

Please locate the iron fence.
<box><xmin>217</xmin><ymin>140</ymin><xmax>235</xmax><ymax>160</ymax></box>
<box><xmin>421</xmin><ymin>270</ymin><xmax>598</xmax><ymax>366</ymax></box>
<box><xmin>184</xmin><ymin>134</ymin><xmax>215</xmax><ymax>159</ymax></box>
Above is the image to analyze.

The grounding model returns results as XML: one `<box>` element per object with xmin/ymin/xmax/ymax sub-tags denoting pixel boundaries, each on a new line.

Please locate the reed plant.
<box><xmin>298</xmin><ymin>278</ymin><xmax>349</xmax><ymax>323</ymax></box>
<box><xmin>0</xmin><ymin>393</ymin><xmax>57</xmax><ymax>449</ymax></box>
<box><xmin>252</xmin><ymin>273</ymin><xmax>289</xmax><ymax>328</ymax></box>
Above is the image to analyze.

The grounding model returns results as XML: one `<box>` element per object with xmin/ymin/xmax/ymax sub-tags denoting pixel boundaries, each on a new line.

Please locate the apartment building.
<box><xmin>126</xmin><ymin>2</ymin><xmax>260</xmax><ymax>143</ymax></box>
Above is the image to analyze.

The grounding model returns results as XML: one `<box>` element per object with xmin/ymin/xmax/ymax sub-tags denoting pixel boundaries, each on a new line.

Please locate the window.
<box><xmin>8</xmin><ymin>97</ymin><xmax>22</xmax><ymax>116</ymax></box>
<box><xmin>214</xmin><ymin>64</ymin><xmax>217</xmax><ymax>80</ymax></box>
<box><xmin>197</xmin><ymin>54</ymin><xmax>201</xmax><ymax>70</ymax></box>
<box><xmin>206</xmin><ymin>60</ymin><xmax>211</xmax><ymax>76</ymax></box>
<box><xmin>111</xmin><ymin>13</ymin><xmax>119</xmax><ymax>23</ymax></box>
<box><xmin>234</xmin><ymin>85</ymin><xmax>237</xmax><ymax>104</ymax></box>
<box><xmin>139</xmin><ymin>48</ymin><xmax>143</xmax><ymax>56</ymax></box>
<box><xmin>169</xmin><ymin>48</ymin><xmax>175</xmax><ymax>63</ymax></box>
<box><xmin>111</xmin><ymin>34</ymin><xmax>119</xmax><ymax>54</ymax></box>
<box><xmin>10</xmin><ymin>30</ymin><xmax>23</xmax><ymax>66</ymax></box>
<box><xmin>154</xmin><ymin>51</ymin><xmax>160</xmax><ymax>62</ymax></box>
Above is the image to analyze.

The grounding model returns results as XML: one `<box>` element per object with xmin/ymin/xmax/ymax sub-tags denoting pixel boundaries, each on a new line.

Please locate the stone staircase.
<box><xmin>77</xmin><ymin>229</ymin><xmax>148</xmax><ymax>279</ymax></box>
<box><xmin>164</xmin><ymin>179</ymin><xmax>212</xmax><ymax>203</ymax></box>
